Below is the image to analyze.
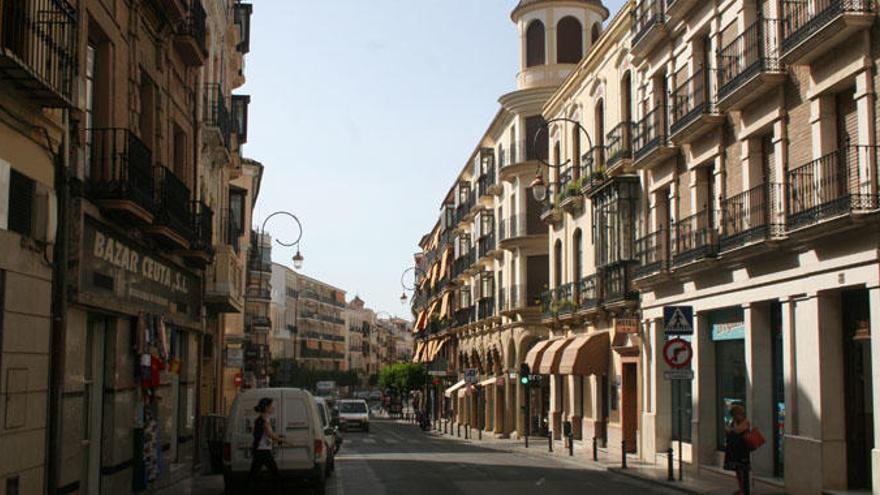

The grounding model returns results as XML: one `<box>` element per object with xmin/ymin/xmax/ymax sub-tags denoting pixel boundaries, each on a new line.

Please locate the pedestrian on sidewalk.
<box><xmin>723</xmin><ymin>403</ymin><xmax>751</xmax><ymax>495</ymax></box>
<box><xmin>249</xmin><ymin>398</ymin><xmax>292</xmax><ymax>494</ymax></box>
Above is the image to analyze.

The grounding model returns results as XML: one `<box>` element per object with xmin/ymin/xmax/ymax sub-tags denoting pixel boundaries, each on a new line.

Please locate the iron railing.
<box><xmin>672</xmin><ymin>209</ymin><xmax>718</xmax><ymax>266</ymax></box>
<box><xmin>454</xmin><ymin>307</ymin><xmax>475</xmax><ymax>327</ymax></box>
<box><xmin>555</xmin><ymin>282</ymin><xmax>575</xmax><ymax>315</ymax></box>
<box><xmin>246</xmin><ymin>287</ymin><xmax>271</xmax><ymax>300</ymax></box>
<box><xmin>786</xmin><ymin>145</ymin><xmax>879</xmax><ymax>229</ymax></box>
<box><xmin>670</xmin><ymin>66</ymin><xmax>714</xmax><ymax>134</ymax></box>
<box><xmin>635</xmin><ymin>228</ymin><xmax>668</xmax><ymax>278</ymax></box>
<box><xmin>717</xmin><ymin>17</ymin><xmax>781</xmax><ymax>102</ymax></box>
<box><xmin>577</xmin><ymin>274</ymin><xmax>600</xmax><ymax>310</ymax></box>
<box><xmin>477</xmin><ymin>232</ymin><xmax>496</xmax><ymax>258</ymax></box>
<box><xmin>85</xmin><ymin>128</ymin><xmax>155</xmax><ymax>215</ymax></box>
<box><xmin>606</xmin><ymin>122</ymin><xmax>633</xmax><ymax>169</ymax></box>
<box><xmin>191</xmin><ymin>200</ymin><xmax>214</xmax><ymax>253</ymax></box>
<box><xmin>601</xmin><ymin>261</ymin><xmax>639</xmax><ymax>303</ymax></box>
<box><xmin>632</xmin><ymin>0</ymin><xmax>666</xmax><ymax>45</ymax></box>
<box><xmin>154</xmin><ymin>165</ymin><xmax>193</xmax><ymax>240</ymax></box>
<box><xmin>477</xmin><ymin>298</ymin><xmax>495</xmax><ymax>320</ymax></box>
<box><xmin>0</xmin><ymin>0</ymin><xmax>76</xmax><ymax>106</ymax></box>
<box><xmin>720</xmin><ymin>182</ymin><xmax>784</xmax><ymax>251</ymax></box>
<box><xmin>178</xmin><ymin>0</ymin><xmax>207</xmax><ymax>55</ymax></box>
<box><xmin>203</xmin><ymin>83</ymin><xmax>232</xmax><ymax>149</ymax></box>
<box><xmin>581</xmin><ymin>146</ymin><xmax>609</xmax><ymax>193</ymax></box>
<box><xmin>781</xmin><ymin>0</ymin><xmax>874</xmax><ymax>54</ymax></box>
<box><xmin>633</xmin><ymin>103</ymin><xmax>669</xmax><ymax>162</ymax></box>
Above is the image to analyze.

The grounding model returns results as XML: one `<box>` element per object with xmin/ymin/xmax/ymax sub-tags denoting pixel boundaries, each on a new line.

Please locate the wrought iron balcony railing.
<box><xmin>477</xmin><ymin>232</ymin><xmax>496</xmax><ymax>258</ymax></box>
<box><xmin>601</xmin><ymin>261</ymin><xmax>639</xmax><ymax>303</ymax></box>
<box><xmin>477</xmin><ymin>297</ymin><xmax>495</xmax><ymax>320</ymax></box>
<box><xmin>191</xmin><ymin>200</ymin><xmax>214</xmax><ymax>254</ymax></box>
<box><xmin>605</xmin><ymin>122</ymin><xmax>633</xmax><ymax>170</ymax></box>
<box><xmin>153</xmin><ymin>165</ymin><xmax>193</xmax><ymax>240</ymax></box>
<box><xmin>454</xmin><ymin>306</ymin><xmax>475</xmax><ymax>327</ymax></box>
<box><xmin>717</xmin><ymin>17</ymin><xmax>782</xmax><ymax>104</ymax></box>
<box><xmin>781</xmin><ymin>0</ymin><xmax>874</xmax><ymax>56</ymax></box>
<box><xmin>577</xmin><ymin>274</ymin><xmax>600</xmax><ymax>310</ymax></box>
<box><xmin>672</xmin><ymin>209</ymin><xmax>718</xmax><ymax>266</ymax></box>
<box><xmin>635</xmin><ymin>228</ymin><xmax>668</xmax><ymax>278</ymax></box>
<box><xmin>670</xmin><ymin>67</ymin><xmax>715</xmax><ymax>135</ymax></box>
<box><xmin>175</xmin><ymin>0</ymin><xmax>207</xmax><ymax>64</ymax></box>
<box><xmin>632</xmin><ymin>0</ymin><xmax>666</xmax><ymax>46</ymax></box>
<box><xmin>720</xmin><ymin>182</ymin><xmax>784</xmax><ymax>251</ymax></box>
<box><xmin>633</xmin><ymin>103</ymin><xmax>669</xmax><ymax>162</ymax></box>
<box><xmin>581</xmin><ymin>146</ymin><xmax>609</xmax><ymax>193</ymax></box>
<box><xmin>85</xmin><ymin>128</ymin><xmax>155</xmax><ymax>217</ymax></box>
<box><xmin>203</xmin><ymin>83</ymin><xmax>232</xmax><ymax>149</ymax></box>
<box><xmin>786</xmin><ymin>145</ymin><xmax>879</xmax><ymax>230</ymax></box>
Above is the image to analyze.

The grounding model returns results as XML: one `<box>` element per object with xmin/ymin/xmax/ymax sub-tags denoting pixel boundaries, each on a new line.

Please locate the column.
<box><xmin>772</xmin><ymin>119</ymin><xmax>787</xmax><ymax>224</ymax></box>
<box><xmin>744</xmin><ymin>303</ymin><xmax>773</xmax><ymax>477</ymax></box>
<box><xmin>694</xmin><ymin>311</ymin><xmax>715</xmax><ymax>465</ymax></box>
<box><xmin>854</xmin><ymin>69</ymin><xmax>876</xmax><ymax>197</ymax></box>
<box><xmin>641</xmin><ymin>318</ymin><xmax>665</xmax><ymax>463</ymax></box>
<box><xmin>572</xmin><ymin>376</ymin><xmax>584</xmax><ymax>440</ymax></box>
<box><xmin>810</xmin><ymin>95</ymin><xmax>836</xmax><ymax>158</ymax></box>
<box><xmin>550</xmin><ymin>374</ymin><xmax>563</xmax><ymax>440</ymax></box>
<box><xmin>494</xmin><ymin>382</ymin><xmax>504</xmax><ymax>435</ymax></box>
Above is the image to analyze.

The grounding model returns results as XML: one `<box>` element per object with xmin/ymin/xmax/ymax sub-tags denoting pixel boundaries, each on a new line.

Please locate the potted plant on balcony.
<box><xmin>591</xmin><ymin>167</ymin><xmax>606</xmax><ymax>181</ymax></box>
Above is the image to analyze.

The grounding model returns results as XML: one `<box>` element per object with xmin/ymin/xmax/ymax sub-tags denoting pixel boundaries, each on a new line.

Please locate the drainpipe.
<box><xmin>47</xmin><ymin>107</ymin><xmax>70</xmax><ymax>494</ymax></box>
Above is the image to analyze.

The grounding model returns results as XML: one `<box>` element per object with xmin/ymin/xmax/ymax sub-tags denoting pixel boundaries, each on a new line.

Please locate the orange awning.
<box><xmin>537</xmin><ymin>337</ymin><xmax>576</xmax><ymax>374</ymax></box>
<box><xmin>524</xmin><ymin>339</ymin><xmax>555</xmax><ymax>371</ymax></box>
<box><xmin>557</xmin><ymin>332</ymin><xmax>610</xmax><ymax>376</ymax></box>
<box><xmin>412</xmin><ymin>341</ymin><xmax>425</xmax><ymax>363</ymax></box>
<box><xmin>433</xmin><ymin>337</ymin><xmax>450</xmax><ymax>361</ymax></box>
<box><xmin>439</xmin><ymin>291</ymin><xmax>451</xmax><ymax>318</ymax></box>
<box><xmin>438</xmin><ymin>248</ymin><xmax>451</xmax><ymax>279</ymax></box>
<box><xmin>424</xmin><ymin>340</ymin><xmax>437</xmax><ymax>363</ymax></box>
<box><xmin>414</xmin><ymin>310</ymin><xmax>427</xmax><ymax>331</ymax></box>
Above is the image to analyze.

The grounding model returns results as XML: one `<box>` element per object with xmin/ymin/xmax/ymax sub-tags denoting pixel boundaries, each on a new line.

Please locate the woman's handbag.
<box><xmin>744</xmin><ymin>427</ymin><xmax>766</xmax><ymax>451</ymax></box>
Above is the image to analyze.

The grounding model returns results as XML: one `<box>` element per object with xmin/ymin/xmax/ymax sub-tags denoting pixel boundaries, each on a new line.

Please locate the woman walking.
<box><xmin>723</xmin><ymin>403</ymin><xmax>751</xmax><ymax>495</ymax></box>
<box><xmin>249</xmin><ymin>398</ymin><xmax>291</xmax><ymax>493</ymax></box>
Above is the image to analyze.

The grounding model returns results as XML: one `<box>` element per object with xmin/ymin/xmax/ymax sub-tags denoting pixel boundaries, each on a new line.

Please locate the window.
<box><xmin>228</xmin><ymin>188</ymin><xmax>246</xmax><ymax>246</ymax></box>
<box><xmin>232</xmin><ymin>94</ymin><xmax>250</xmax><ymax>143</ymax></box>
<box><xmin>573</xmin><ymin>229</ymin><xmax>583</xmax><ymax>281</ymax></box>
<box><xmin>479</xmin><ymin>211</ymin><xmax>494</xmax><ymax>236</ymax></box>
<box><xmin>593</xmin><ymin>179</ymin><xmax>639</xmax><ymax>266</ymax></box>
<box><xmin>525</xmin><ymin>116</ymin><xmax>548</xmax><ymax>161</ymax></box>
<box><xmin>8</xmin><ymin>169</ymin><xmax>34</xmax><ymax>237</ymax></box>
<box><xmin>554</xmin><ymin>240</ymin><xmax>563</xmax><ymax>285</ymax></box>
<box><xmin>173</xmin><ymin>124</ymin><xmax>188</xmax><ymax>186</ymax></box>
<box><xmin>139</xmin><ymin>71</ymin><xmax>156</xmax><ymax>152</ymax></box>
<box><xmin>526</xmin><ymin>20</ymin><xmax>545</xmax><ymax>67</ymax></box>
<box><xmin>557</xmin><ymin>17</ymin><xmax>583</xmax><ymax>63</ymax></box>
<box><xmin>591</xmin><ymin>23</ymin><xmax>601</xmax><ymax>44</ymax></box>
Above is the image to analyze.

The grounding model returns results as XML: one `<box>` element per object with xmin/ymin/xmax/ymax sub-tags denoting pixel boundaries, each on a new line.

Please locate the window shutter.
<box><xmin>8</xmin><ymin>169</ymin><xmax>34</xmax><ymax>237</ymax></box>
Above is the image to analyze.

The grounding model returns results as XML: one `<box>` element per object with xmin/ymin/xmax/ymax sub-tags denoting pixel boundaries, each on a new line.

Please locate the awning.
<box><xmin>457</xmin><ymin>387</ymin><xmax>469</xmax><ymax>398</ymax></box>
<box><xmin>444</xmin><ymin>379</ymin><xmax>466</xmax><ymax>398</ymax></box>
<box><xmin>426</xmin><ymin>299</ymin><xmax>439</xmax><ymax>320</ymax></box>
<box><xmin>412</xmin><ymin>341</ymin><xmax>425</xmax><ymax>363</ymax></box>
<box><xmin>439</xmin><ymin>291</ymin><xmax>451</xmax><ymax>318</ymax></box>
<box><xmin>438</xmin><ymin>248</ymin><xmax>451</xmax><ymax>279</ymax></box>
<box><xmin>524</xmin><ymin>339</ymin><xmax>556</xmax><ymax>371</ymax></box>
<box><xmin>433</xmin><ymin>337</ymin><xmax>449</xmax><ymax>360</ymax></box>
<box><xmin>478</xmin><ymin>376</ymin><xmax>498</xmax><ymax>387</ymax></box>
<box><xmin>424</xmin><ymin>340</ymin><xmax>438</xmax><ymax>362</ymax></box>
<box><xmin>414</xmin><ymin>310</ymin><xmax>427</xmax><ymax>332</ymax></box>
<box><xmin>537</xmin><ymin>337</ymin><xmax>576</xmax><ymax>374</ymax></box>
<box><xmin>557</xmin><ymin>332</ymin><xmax>610</xmax><ymax>376</ymax></box>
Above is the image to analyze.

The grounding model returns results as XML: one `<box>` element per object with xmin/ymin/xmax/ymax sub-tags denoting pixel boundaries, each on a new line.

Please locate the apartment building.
<box><xmin>345</xmin><ymin>297</ymin><xmax>372</xmax><ymax>383</ymax></box>
<box><xmin>242</xmin><ymin>228</ymin><xmax>271</xmax><ymax>388</ymax></box>
<box><xmin>411</xmin><ymin>0</ymin><xmax>609</xmax><ymax>439</ymax></box>
<box><xmin>0</xmin><ymin>0</ymin><xmax>258</xmax><ymax>492</ymax></box>
<box><xmin>269</xmin><ymin>260</ymin><xmax>299</xmax><ymax>360</ymax></box>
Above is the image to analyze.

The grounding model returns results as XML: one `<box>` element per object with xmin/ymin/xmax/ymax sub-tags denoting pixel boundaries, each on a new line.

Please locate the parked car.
<box><xmin>314</xmin><ymin>397</ymin><xmax>339</xmax><ymax>474</ymax></box>
<box><xmin>337</xmin><ymin>399</ymin><xmax>371</xmax><ymax>432</ymax></box>
<box><xmin>223</xmin><ymin>388</ymin><xmax>328</xmax><ymax>494</ymax></box>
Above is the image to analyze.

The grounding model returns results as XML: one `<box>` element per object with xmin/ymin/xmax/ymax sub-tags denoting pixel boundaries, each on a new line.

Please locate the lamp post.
<box><xmin>399</xmin><ymin>266</ymin><xmax>425</xmax><ymax>305</ymax></box>
<box><xmin>528</xmin><ymin>117</ymin><xmax>594</xmax><ymax>203</ymax></box>
<box><xmin>246</xmin><ymin>210</ymin><xmax>304</xmax><ymax>387</ymax></box>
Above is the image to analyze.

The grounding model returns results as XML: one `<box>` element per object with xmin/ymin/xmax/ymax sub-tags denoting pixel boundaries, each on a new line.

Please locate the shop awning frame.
<box><xmin>537</xmin><ymin>337</ymin><xmax>576</xmax><ymax>374</ymax></box>
<box><xmin>524</xmin><ymin>339</ymin><xmax>556</xmax><ymax>371</ymax></box>
<box><xmin>444</xmin><ymin>379</ymin><xmax>466</xmax><ymax>398</ymax></box>
<box><xmin>557</xmin><ymin>332</ymin><xmax>610</xmax><ymax>376</ymax></box>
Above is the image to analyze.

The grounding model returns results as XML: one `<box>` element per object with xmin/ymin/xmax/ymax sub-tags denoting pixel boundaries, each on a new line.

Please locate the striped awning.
<box><xmin>412</xmin><ymin>341</ymin><xmax>425</xmax><ymax>363</ymax></box>
<box><xmin>438</xmin><ymin>248</ymin><xmax>451</xmax><ymax>279</ymax></box>
<box><xmin>537</xmin><ymin>337</ymin><xmax>575</xmax><ymax>374</ymax></box>
<box><xmin>557</xmin><ymin>332</ymin><xmax>610</xmax><ymax>376</ymax></box>
<box><xmin>444</xmin><ymin>379</ymin><xmax>465</xmax><ymax>398</ymax></box>
<box><xmin>439</xmin><ymin>291</ymin><xmax>451</xmax><ymax>318</ymax></box>
<box><xmin>524</xmin><ymin>339</ymin><xmax>555</xmax><ymax>371</ymax></box>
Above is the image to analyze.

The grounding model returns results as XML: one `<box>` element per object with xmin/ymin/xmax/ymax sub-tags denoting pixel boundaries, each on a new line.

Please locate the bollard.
<box><xmin>525</xmin><ymin>430</ymin><xmax>529</xmax><ymax>448</ymax></box>
<box><xmin>465</xmin><ymin>424</ymin><xmax>470</xmax><ymax>440</ymax></box>
<box><xmin>592</xmin><ymin>436</ymin><xmax>598</xmax><ymax>461</ymax></box>
<box><xmin>568</xmin><ymin>432</ymin><xmax>574</xmax><ymax>456</ymax></box>
<box><xmin>667</xmin><ymin>448</ymin><xmax>674</xmax><ymax>481</ymax></box>
<box><xmin>457</xmin><ymin>423</ymin><xmax>461</xmax><ymax>437</ymax></box>
<box><xmin>478</xmin><ymin>426</ymin><xmax>482</xmax><ymax>441</ymax></box>
<box><xmin>548</xmin><ymin>431</ymin><xmax>553</xmax><ymax>452</ymax></box>
<box><xmin>621</xmin><ymin>440</ymin><xmax>627</xmax><ymax>469</ymax></box>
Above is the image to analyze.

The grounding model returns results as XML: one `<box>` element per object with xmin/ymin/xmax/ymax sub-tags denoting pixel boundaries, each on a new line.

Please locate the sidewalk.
<box><xmin>419</xmin><ymin>419</ymin><xmax>786</xmax><ymax>495</ymax></box>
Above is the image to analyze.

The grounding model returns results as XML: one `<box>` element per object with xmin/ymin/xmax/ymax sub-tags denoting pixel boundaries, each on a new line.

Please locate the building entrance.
<box><xmin>842</xmin><ymin>289</ymin><xmax>872</xmax><ymax>489</ymax></box>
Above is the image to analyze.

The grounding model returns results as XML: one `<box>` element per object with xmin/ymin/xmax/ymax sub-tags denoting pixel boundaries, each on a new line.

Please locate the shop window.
<box><xmin>526</xmin><ymin>20</ymin><xmax>545</xmax><ymax>67</ymax></box>
<box><xmin>7</xmin><ymin>169</ymin><xmax>34</xmax><ymax>237</ymax></box>
<box><xmin>557</xmin><ymin>16</ymin><xmax>583</xmax><ymax>63</ymax></box>
<box><xmin>709</xmin><ymin>307</ymin><xmax>747</xmax><ymax>450</ymax></box>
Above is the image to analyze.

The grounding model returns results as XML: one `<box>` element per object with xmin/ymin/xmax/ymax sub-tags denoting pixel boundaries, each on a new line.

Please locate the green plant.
<box><xmin>592</xmin><ymin>167</ymin><xmax>606</xmax><ymax>180</ymax></box>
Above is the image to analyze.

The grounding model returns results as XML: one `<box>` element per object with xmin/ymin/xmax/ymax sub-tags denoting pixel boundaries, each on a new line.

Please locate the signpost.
<box><xmin>662</xmin><ymin>306</ymin><xmax>695</xmax><ymax>482</ymax></box>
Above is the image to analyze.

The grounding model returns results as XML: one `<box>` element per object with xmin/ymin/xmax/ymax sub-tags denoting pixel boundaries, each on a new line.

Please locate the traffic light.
<box><xmin>519</xmin><ymin>362</ymin><xmax>530</xmax><ymax>385</ymax></box>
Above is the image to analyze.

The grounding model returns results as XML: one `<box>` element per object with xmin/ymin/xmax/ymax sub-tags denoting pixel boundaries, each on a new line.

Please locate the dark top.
<box><xmin>723</xmin><ymin>426</ymin><xmax>750</xmax><ymax>470</ymax></box>
<box><xmin>252</xmin><ymin>416</ymin><xmax>265</xmax><ymax>454</ymax></box>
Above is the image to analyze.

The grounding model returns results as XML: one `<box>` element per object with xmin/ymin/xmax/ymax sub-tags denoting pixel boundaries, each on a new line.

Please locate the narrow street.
<box><xmin>165</xmin><ymin>419</ymin><xmax>682</xmax><ymax>494</ymax></box>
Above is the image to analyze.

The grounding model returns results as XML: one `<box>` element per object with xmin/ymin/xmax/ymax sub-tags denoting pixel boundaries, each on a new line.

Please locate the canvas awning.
<box><xmin>557</xmin><ymin>332</ymin><xmax>610</xmax><ymax>376</ymax></box>
<box><xmin>412</xmin><ymin>341</ymin><xmax>425</xmax><ymax>363</ymax></box>
<box><xmin>424</xmin><ymin>340</ymin><xmax>438</xmax><ymax>362</ymax></box>
<box><xmin>444</xmin><ymin>379</ymin><xmax>466</xmax><ymax>398</ymax></box>
<box><xmin>524</xmin><ymin>339</ymin><xmax>556</xmax><ymax>371</ymax></box>
<box><xmin>433</xmin><ymin>337</ymin><xmax>449</xmax><ymax>360</ymax></box>
<box><xmin>438</xmin><ymin>248</ymin><xmax>451</xmax><ymax>279</ymax></box>
<box><xmin>478</xmin><ymin>376</ymin><xmax>498</xmax><ymax>387</ymax></box>
<box><xmin>414</xmin><ymin>310</ymin><xmax>427</xmax><ymax>332</ymax></box>
<box><xmin>439</xmin><ymin>291</ymin><xmax>451</xmax><ymax>318</ymax></box>
<box><xmin>537</xmin><ymin>337</ymin><xmax>576</xmax><ymax>374</ymax></box>
<box><xmin>426</xmin><ymin>299</ymin><xmax>439</xmax><ymax>320</ymax></box>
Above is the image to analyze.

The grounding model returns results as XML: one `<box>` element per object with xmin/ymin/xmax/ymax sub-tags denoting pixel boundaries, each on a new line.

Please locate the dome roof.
<box><xmin>511</xmin><ymin>0</ymin><xmax>609</xmax><ymax>21</ymax></box>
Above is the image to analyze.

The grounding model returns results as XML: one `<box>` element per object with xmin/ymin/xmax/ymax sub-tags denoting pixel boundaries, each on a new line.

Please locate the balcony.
<box><xmin>669</xmin><ymin>67</ymin><xmax>723</xmax><ymax>144</ymax></box>
<box><xmin>246</xmin><ymin>287</ymin><xmax>271</xmax><ymax>302</ymax></box>
<box><xmin>203</xmin><ymin>83</ymin><xmax>232</xmax><ymax>152</ymax></box>
<box><xmin>720</xmin><ymin>182</ymin><xmax>785</xmax><ymax>253</ymax></box>
<box><xmin>540</xmin><ymin>194</ymin><xmax>563</xmax><ymax>224</ymax></box>
<box><xmin>785</xmin><ymin>145</ymin><xmax>880</xmax><ymax>232</ymax></box>
<box><xmin>600</xmin><ymin>261</ymin><xmax>639</xmax><ymax>304</ymax></box>
<box><xmin>558</xmin><ymin>167</ymin><xmax>584</xmax><ymax>212</ymax></box>
<box><xmin>247</xmin><ymin>256</ymin><xmax>272</xmax><ymax>274</ymax></box>
<box><xmin>716</xmin><ymin>18</ymin><xmax>785</xmax><ymax>111</ymax></box>
<box><xmin>477</xmin><ymin>232</ymin><xmax>498</xmax><ymax>261</ymax></box>
<box><xmin>633</xmin><ymin>103</ymin><xmax>677</xmax><ymax>170</ymax></box>
<box><xmin>233</xmin><ymin>2</ymin><xmax>253</xmax><ymax>54</ymax></box>
<box><xmin>498</xmin><ymin>213</ymin><xmax>547</xmax><ymax>251</ymax></box>
<box><xmin>631</xmin><ymin>0</ymin><xmax>668</xmax><ymax>61</ymax></box>
<box><xmin>665</xmin><ymin>0</ymin><xmax>700</xmax><ymax>21</ymax></box>
<box><xmin>144</xmin><ymin>165</ymin><xmax>193</xmax><ymax>249</ymax></box>
<box><xmin>634</xmin><ymin>229</ymin><xmax>668</xmax><ymax>280</ymax></box>
<box><xmin>454</xmin><ymin>307</ymin><xmax>475</xmax><ymax>327</ymax></box>
<box><xmin>174</xmin><ymin>0</ymin><xmax>207</xmax><ymax>66</ymax></box>
<box><xmin>781</xmin><ymin>0</ymin><xmax>875</xmax><ymax>65</ymax></box>
<box><xmin>455</xmin><ymin>193</ymin><xmax>475</xmax><ymax>226</ymax></box>
<box><xmin>605</xmin><ymin>122</ymin><xmax>634</xmax><ymax>173</ymax></box>
<box><xmin>576</xmin><ymin>274</ymin><xmax>600</xmax><ymax>312</ymax></box>
<box><xmin>452</xmin><ymin>250</ymin><xmax>475</xmax><ymax>280</ymax></box>
<box><xmin>0</xmin><ymin>0</ymin><xmax>75</xmax><ymax>107</ymax></box>
<box><xmin>184</xmin><ymin>200</ymin><xmax>213</xmax><ymax>268</ymax></box>
<box><xmin>301</xmin><ymin>289</ymin><xmax>345</xmax><ymax>308</ymax></box>
<box><xmin>231</xmin><ymin>94</ymin><xmax>251</xmax><ymax>145</ymax></box>
<box><xmin>205</xmin><ymin>245</ymin><xmax>244</xmax><ymax>313</ymax></box>
<box><xmin>672</xmin><ymin>209</ymin><xmax>718</xmax><ymax>268</ymax></box>
<box><xmin>499</xmin><ymin>140</ymin><xmax>547</xmax><ymax>182</ymax></box>
<box><xmin>85</xmin><ymin>128</ymin><xmax>155</xmax><ymax>224</ymax></box>
<box><xmin>581</xmin><ymin>146</ymin><xmax>610</xmax><ymax>196</ymax></box>
<box><xmin>152</xmin><ymin>0</ymin><xmax>188</xmax><ymax>21</ymax></box>
<box><xmin>246</xmin><ymin>316</ymin><xmax>271</xmax><ymax>333</ymax></box>
<box><xmin>477</xmin><ymin>298</ymin><xmax>496</xmax><ymax>320</ymax></box>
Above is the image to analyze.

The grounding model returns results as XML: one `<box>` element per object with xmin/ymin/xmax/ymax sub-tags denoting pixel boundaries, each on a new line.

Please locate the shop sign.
<box><xmin>615</xmin><ymin>318</ymin><xmax>640</xmax><ymax>334</ymax></box>
<box><xmin>81</xmin><ymin>217</ymin><xmax>201</xmax><ymax>322</ymax></box>
<box><xmin>664</xmin><ymin>369</ymin><xmax>694</xmax><ymax>380</ymax></box>
<box><xmin>428</xmin><ymin>370</ymin><xmax>448</xmax><ymax>376</ymax></box>
<box><xmin>226</xmin><ymin>348</ymin><xmax>244</xmax><ymax>368</ymax></box>
<box><xmin>495</xmin><ymin>377</ymin><xmax>505</xmax><ymax>386</ymax></box>
<box><xmin>711</xmin><ymin>321</ymin><xmax>745</xmax><ymax>341</ymax></box>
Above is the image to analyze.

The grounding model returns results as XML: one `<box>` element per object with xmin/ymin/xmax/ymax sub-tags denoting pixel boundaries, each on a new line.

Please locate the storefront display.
<box><xmin>710</xmin><ymin>308</ymin><xmax>746</xmax><ymax>450</ymax></box>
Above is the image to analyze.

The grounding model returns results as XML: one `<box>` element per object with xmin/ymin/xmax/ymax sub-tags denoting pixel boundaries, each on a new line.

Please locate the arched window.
<box><xmin>591</xmin><ymin>23</ymin><xmax>601</xmax><ymax>44</ymax></box>
<box><xmin>557</xmin><ymin>16</ymin><xmax>583</xmax><ymax>64</ymax></box>
<box><xmin>621</xmin><ymin>71</ymin><xmax>633</xmax><ymax>123</ymax></box>
<box><xmin>526</xmin><ymin>20</ymin><xmax>545</xmax><ymax>67</ymax></box>
<box><xmin>554</xmin><ymin>239</ymin><xmax>563</xmax><ymax>286</ymax></box>
<box><xmin>573</xmin><ymin>229</ymin><xmax>583</xmax><ymax>282</ymax></box>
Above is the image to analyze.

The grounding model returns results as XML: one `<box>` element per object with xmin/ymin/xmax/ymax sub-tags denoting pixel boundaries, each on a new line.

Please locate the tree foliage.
<box><xmin>271</xmin><ymin>359</ymin><xmax>360</xmax><ymax>391</ymax></box>
<box><xmin>377</xmin><ymin>362</ymin><xmax>427</xmax><ymax>393</ymax></box>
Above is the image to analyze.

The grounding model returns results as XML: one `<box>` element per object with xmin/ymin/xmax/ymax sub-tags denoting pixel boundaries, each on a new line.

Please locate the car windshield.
<box><xmin>340</xmin><ymin>402</ymin><xmax>367</xmax><ymax>413</ymax></box>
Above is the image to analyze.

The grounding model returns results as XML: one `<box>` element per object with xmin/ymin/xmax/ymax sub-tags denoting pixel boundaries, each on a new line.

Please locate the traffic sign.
<box><xmin>428</xmin><ymin>370</ymin><xmax>448</xmax><ymax>376</ymax></box>
<box><xmin>664</xmin><ymin>369</ymin><xmax>694</xmax><ymax>380</ymax></box>
<box><xmin>664</xmin><ymin>306</ymin><xmax>694</xmax><ymax>335</ymax></box>
<box><xmin>663</xmin><ymin>338</ymin><xmax>693</xmax><ymax>369</ymax></box>
<box><xmin>464</xmin><ymin>368</ymin><xmax>478</xmax><ymax>384</ymax></box>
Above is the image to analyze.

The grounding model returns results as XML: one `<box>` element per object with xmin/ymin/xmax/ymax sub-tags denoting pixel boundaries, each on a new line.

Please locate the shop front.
<box><xmin>62</xmin><ymin>215</ymin><xmax>203</xmax><ymax>493</ymax></box>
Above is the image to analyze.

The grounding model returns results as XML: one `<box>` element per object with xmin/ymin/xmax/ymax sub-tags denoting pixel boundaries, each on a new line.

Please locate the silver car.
<box><xmin>337</xmin><ymin>399</ymin><xmax>370</xmax><ymax>432</ymax></box>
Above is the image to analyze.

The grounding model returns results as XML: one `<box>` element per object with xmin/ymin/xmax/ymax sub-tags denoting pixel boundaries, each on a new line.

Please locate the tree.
<box><xmin>377</xmin><ymin>362</ymin><xmax>427</xmax><ymax>392</ymax></box>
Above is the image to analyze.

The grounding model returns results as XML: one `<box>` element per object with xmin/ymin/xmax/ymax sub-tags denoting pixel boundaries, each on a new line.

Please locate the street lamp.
<box><xmin>529</xmin><ymin>117</ymin><xmax>594</xmax><ymax>203</ymax></box>
<box><xmin>260</xmin><ymin>210</ymin><xmax>305</xmax><ymax>269</ymax></box>
<box><xmin>399</xmin><ymin>266</ymin><xmax>425</xmax><ymax>305</ymax></box>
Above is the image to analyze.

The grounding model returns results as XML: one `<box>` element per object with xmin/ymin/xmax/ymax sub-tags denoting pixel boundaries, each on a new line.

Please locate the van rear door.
<box><xmin>231</xmin><ymin>390</ymin><xmax>282</xmax><ymax>469</ymax></box>
<box><xmin>280</xmin><ymin>392</ymin><xmax>314</xmax><ymax>470</ymax></box>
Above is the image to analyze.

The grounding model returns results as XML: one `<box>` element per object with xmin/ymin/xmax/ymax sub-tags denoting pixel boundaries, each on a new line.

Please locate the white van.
<box><xmin>223</xmin><ymin>388</ymin><xmax>328</xmax><ymax>494</ymax></box>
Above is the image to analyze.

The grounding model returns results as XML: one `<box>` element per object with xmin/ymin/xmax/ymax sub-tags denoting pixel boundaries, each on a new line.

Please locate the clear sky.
<box><xmin>241</xmin><ymin>0</ymin><xmax>627</xmax><ymax>320</ymax></box>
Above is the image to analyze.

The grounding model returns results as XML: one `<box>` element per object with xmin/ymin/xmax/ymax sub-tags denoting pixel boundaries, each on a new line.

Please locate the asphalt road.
<box><xmin>163</xmin><ymin>419</ymin><xmax>682</xmax><ymax>494</ymax></box>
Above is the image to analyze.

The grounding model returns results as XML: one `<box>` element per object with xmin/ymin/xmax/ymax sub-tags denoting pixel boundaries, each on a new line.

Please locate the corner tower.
<box><xmin>511</xmin><ymin>0</ymin><xmax>609</xmax><ymax>90</ymax></box>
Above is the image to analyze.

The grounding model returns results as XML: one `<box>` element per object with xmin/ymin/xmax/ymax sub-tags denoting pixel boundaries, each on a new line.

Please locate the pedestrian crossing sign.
<box><xmin>663</xmin><ymin>306</ymin><xmax>693</xmax><ymax>335</ymax></box>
